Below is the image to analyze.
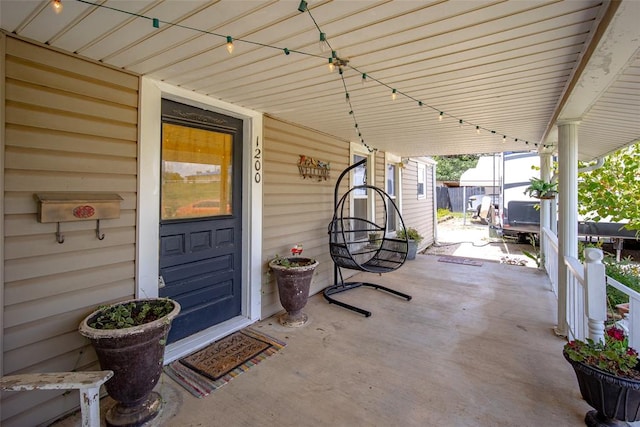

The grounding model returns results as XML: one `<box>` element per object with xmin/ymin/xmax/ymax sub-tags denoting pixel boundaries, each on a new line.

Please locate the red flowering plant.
<box><xmin>564</xmin><ymin>326</ymin><xmax>640</xmax><ymax>380</ymax></box>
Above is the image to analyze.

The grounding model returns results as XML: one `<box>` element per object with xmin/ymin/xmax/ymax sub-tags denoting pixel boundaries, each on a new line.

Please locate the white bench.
<box><xmin>1</xmin><ymin>371</ymin><xmax>113</xmax><ymax>427</ymax></box>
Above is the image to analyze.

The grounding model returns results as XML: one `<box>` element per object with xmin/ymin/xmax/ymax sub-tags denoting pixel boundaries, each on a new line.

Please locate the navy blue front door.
<box><xmin>159</xmin><ymin>99</ymin><xmax>243</xmax><ymax>343</ymax></box>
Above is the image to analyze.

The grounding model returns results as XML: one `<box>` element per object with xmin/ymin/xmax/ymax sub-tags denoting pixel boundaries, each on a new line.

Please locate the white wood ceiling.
<box><xmin>1</xmin><ymin>0</ymin><xmax>638</xmax><ymax>160</ymax></box>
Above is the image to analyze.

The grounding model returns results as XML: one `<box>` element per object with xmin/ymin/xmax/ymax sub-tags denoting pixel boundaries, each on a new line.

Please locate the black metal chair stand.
<box><xmin>324</xmin><ymin>159</ymin><xmax>412</xmax><ymax>316</ymax></box>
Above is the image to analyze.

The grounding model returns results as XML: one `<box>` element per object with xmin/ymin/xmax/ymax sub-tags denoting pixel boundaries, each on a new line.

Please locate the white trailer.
<box><xmin>499</xmin><ymin>152</ymin><xmax>541</xmax><ymax>241</ymax></box>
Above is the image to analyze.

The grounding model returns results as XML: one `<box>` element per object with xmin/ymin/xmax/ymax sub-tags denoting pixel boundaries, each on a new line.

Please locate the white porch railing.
<box><xmin>542</xmin><ymin>228</ymin><xmax>638</xmax><ymax>349</ymax></box>
<box><xmin>564</xmin><ymin>251</ymin><xmax>596</xmax><ymax>342</ymax></box>
<box><xmin>542</xmin><ymin>227</ymin><xmax>558</xmax><ymax>295</ymax></box>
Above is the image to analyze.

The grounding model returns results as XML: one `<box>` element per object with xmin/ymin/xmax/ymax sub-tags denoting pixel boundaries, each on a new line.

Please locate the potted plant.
<box><xmin>523</xmin><ymin>177</ymin><xmax>558</xmax><ymax>199</ymax></box>
<box><xmin>563</xmin><ymin>326</ymin><xmax>640</xmax><ymax>426</ymax></box>
<box><xmin>396</xmin><ymin>227</ymin><xmax>423</xmax><ymax>260</ymax></box>
<box><xmin>78</xmin><ymin>298</ymin><xmax>180</xmax><ymax>427</ymax></box>
<box><xmin>368</xmin><ymin>232</ymin><xmax>381</xmax><ymax>246</ymax></box>
<box><xmin>268</xmin><ymin>246</ymin><xmax>318</xmax><ymax>327</ymax></box>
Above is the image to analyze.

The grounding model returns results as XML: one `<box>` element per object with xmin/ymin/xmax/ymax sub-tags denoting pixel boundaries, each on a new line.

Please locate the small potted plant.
<box><xmin>523</xmin><ymin>177</ymin><xmax>557</xmax><ymax>199</ymax></box>
<box><xmin>368</xmin><ymin>232</ymin><xmax>381</xmax><ymax>246</ymax></box>
<box><xmin>396</xmin><ymin>227</ymin><xmax>423</xmax><ymax>260</ymax></box>
<box><xmin>563</xmin><ymin>326</ymin><xmax>640</xmax><ymax>425</ymax></box>
<box><xmin>268</xmin><ymin>245</ymin><xmax>318</xmax><ymax>327</ymax></box>
<box><xmin>78</xmin><ymin>298</ymin><xmax>180</xmax><ymax>426</ymax></box>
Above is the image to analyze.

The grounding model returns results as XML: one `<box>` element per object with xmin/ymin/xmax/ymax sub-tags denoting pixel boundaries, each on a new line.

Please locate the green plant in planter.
<box><xmin>523</xmin><ymin>177</ymin><xmax>557</xmax><ymax>198</ymax></box>
<box><xmin>564</xmin><ymin>326</ymin><xmax>639</xmax><ymax>379</ymax></box>
<box><xmin>89</xmin><ymin>299</ymin><xmax>175</xmax><ymax>329</ymax></box>
<box><xmin>396</xmin><ymin>227</ymin><xmax>424</xmax><ymax>242</ymax></box>
<box><xmin>270</xmin><ymin>254</ymin><xmax>317</xmax><ymax>268</ymax></box>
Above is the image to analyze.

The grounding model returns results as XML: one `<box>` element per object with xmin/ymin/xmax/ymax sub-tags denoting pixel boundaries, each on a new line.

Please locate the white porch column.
<box><xmin>556</xmin><ymin>120</ymin><xmax>580</xmax><ymax>336</ymax></box>
<box><xmin>539</xmin><ymin>152</ymin><xmax>553</xmax><ymax>261</ymax></box>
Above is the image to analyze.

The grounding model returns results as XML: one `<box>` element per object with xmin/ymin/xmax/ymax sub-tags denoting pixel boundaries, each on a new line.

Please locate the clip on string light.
<box><xmin>296</xmin><ymin>0</ymin><xmax>534</xmax><ymax>148</ymax></box>
<box><xmin>55</xmin><ymin>0</ymin><xmax>536</xmax><ymax>149</ymax></box>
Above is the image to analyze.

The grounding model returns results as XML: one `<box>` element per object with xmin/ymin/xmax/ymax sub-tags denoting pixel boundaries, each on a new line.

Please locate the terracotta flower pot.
<box><xmin>269</xmin><ymin>257</ymin><xmax>318</xmax><ymax>327</ymax></box>
<box><xmin>563</xmin><ymin>350</ymin><xmax>640</xmax><ymax>426</ymax></box>
<box><xmin>79</xmin><ymin>298</ymin><xmax>180</xmax><ymax>427</ymax></box>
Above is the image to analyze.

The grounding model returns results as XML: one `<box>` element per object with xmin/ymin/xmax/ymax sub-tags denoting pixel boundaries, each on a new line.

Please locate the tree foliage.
<box><xmin>433</xmin><ymin>154</ymin><xmax>480</xmax><ymax>181</ymax></box>
<box><xmin>578</xmin><ymin>142</ymin><xmax>640</xmax><ymax>231</ymax></box>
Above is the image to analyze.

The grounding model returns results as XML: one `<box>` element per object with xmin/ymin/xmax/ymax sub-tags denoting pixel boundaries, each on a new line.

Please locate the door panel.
<box><xmin>159</xmin><ymin>99</ymin><xmax>243</xmax><ymax>343</ymax></box>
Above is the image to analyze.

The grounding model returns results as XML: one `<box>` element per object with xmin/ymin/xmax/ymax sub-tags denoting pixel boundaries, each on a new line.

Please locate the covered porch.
<box><xmin>1</xmin><ymin>0</ymin><xmax>639</xmax><ymax>425</ymax></box>
<box><xmin>57</xmin><ymin>253</ymin><xmax>589</xmax><ymax>426</ymax></box>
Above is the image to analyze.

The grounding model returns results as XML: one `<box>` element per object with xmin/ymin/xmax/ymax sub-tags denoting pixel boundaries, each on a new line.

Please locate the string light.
<box><xmin>319</xmin><ymin>32</ymin><xmax>328</xmax><ymax>53</ymax></box>
<box><xmin>66</xmin><ymin>0</ymin><xmax>534</xmax><ymax>152</ymax></box>
<box><xmin>345</xmin><ymin>92</ymin><xmax>350</xmax><ymax>104</ymax></box>
<box><xmin>502</xmin><ymin>135</ymin><xmax>506</xmax><ymax>143</ymax></box>
<box><xmin>51</xmin><ymin>0</ymin><xmax>63</xmax><ymax>14</ymax></box>
<box><xmin>459</xmin><ymin>119</ymin><xmax>463</xmax><ymax>128</ymax></box>
<box><xmin>226</xmin><ymin>36</ymin><xmax>234</xmax><ymax>54</ymax></box>
<box><xmin>391</xmin><ymin>89</ymin><xmax>397</xmax><ymax>101</ymax></box>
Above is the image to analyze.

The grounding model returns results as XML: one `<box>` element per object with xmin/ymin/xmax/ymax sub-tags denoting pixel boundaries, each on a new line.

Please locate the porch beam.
<box><xmin>555</xmin><ymin>120</ymin><xmax>580</xmax><ymax>336</ymax></box>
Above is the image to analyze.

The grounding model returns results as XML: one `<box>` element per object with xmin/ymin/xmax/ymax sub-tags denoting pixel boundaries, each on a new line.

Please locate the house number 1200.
<box><xmin>254</xmin><ymin>146</ymin><xmax>261</xmax><ymax>183</ymax></box>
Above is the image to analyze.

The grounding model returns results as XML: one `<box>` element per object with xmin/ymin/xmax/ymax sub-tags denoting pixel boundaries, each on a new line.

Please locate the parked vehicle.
<box><xmin>499</xmin><ymin>152</ymin><xmax>542</xmax><ymax>241</ymax></box>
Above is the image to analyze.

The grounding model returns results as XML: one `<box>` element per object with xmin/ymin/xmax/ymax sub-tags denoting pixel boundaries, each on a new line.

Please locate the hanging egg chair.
<box><xmin>324</xmin><ymin>159</ymin><xmax>412</xmax><ymax>317</ymax></box>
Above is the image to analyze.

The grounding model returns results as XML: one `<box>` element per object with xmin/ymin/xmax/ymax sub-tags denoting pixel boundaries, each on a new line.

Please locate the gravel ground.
<box><xmin>423</xmin><ymin>215</ymin><xmax>539</xmax><ymax>267</ymax></box>
<box><xmin>424</xmin><ymin>215</ymin><xmax>639</xmax><ymax>265</ymax></box>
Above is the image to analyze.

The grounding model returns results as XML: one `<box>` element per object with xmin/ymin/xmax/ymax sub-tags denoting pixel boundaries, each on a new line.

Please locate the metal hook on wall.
<box><xmin>95</xmin><ymin>219</ymin><xmax>105</xmax><ymax>240</ymax></box>
<box><xmin>56</xmin><ymin>222</ymin><xmax>65</xmax><ymax>244</ymax></box>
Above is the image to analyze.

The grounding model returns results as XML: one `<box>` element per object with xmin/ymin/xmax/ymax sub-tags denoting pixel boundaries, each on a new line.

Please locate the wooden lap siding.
<box><xmin>261</xmin><ymin>116</ymin><xmax>348</xmax><ymax>318</ymax></box>
<box><xmin>401</xmin><ymin>159</ymin><xmax>435</xmax><ymax>250</ymax></box>
<box><xmin>2</xmin><ymin>37</ymin><xmax>139</xmax><ymax>427</ymax></box>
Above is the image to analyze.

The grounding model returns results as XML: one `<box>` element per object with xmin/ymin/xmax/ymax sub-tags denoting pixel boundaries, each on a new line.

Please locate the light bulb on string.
<box><xmin>391</xmin><ymin>89</ymin><xmax>397</xmax><ymax>101</ymax></box>
<box><xmin>226</xmin><ymin>36</ymin><xmax>234</xmax><ymax>54</ymax></box>
<box><xmin>345</xmin><ymin>92</ymin><xmax>350</xmax><ymax>105</ymax></box>
<box><xmin>502</xmin><ymin>135</ymin><xmax>506</xmax><ymax>143</ymax></box>
<box><xmin>459</xmin><ymin>119</ymin><xmax>463</xmax><ymax>128</ymax></box>
<box><xmin>476</xmin><ymin>126</ymin><xmax>481</xmax><ymax>134</ymax></box>
<box><xmin>52</xmin><ymin>0</ymin><xmax>63</xmax><ymax>14</ymax></box>
<box><xmin>319</xmin><ymin>32</ymin><xmax>328</xmax><ymax>53</ymax></box>
<box><xmin>438</xmin><ymin>112</ymin><xmax>444</xmax><ymax>121</ymax></box>
<box><xmin>361</xmin><ymin>73</ymin><xmax>367</xmax><ymax>87</ymax></box>
<box><xmin>328</xmin><ymin>58</ymin><xmax>335</xmax><ymax>72</ymax></box>
<box><xmin>418</xmin><ymin>101</ymin><xmax>423</xmax><ymax>110</ymax></box>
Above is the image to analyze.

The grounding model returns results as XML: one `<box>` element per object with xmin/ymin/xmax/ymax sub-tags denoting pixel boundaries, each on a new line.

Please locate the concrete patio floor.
<box><xmin>54</xmin><ymin>253</ymin><xmax>592</xmax><ymax>426</ymax></box>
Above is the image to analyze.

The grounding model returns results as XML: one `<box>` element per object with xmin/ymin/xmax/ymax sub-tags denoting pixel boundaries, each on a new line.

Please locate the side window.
<box><xmin>387</xmin><ymin>163</ymin><xmax>398</xmax><ymax>231</ymax></box>
<box><xmin>352</xmin><ymin>154</ymin><xmax>369</xmax><ymax>239</ymax></box>
<box><xmin>417</xmin><ymin>163</ymin><xmax>426</xmax><ymax>199</ymax></box>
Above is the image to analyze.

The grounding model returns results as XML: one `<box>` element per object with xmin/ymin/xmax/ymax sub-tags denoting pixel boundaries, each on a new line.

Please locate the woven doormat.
<box><xmin>437</xmin><ymin>256</ymin><xmax>483</xmax><ymax>267</ymax></box>
<box><xmin>164</xmin><ymin>328</ymin><xmax>285</xmax><ymax>398</ymax></box>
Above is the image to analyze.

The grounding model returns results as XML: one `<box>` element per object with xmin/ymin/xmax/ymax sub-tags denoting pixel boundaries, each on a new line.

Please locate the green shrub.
<box><xmin>437</xmin><ymin>208</ymin><xmax>451</xmax><ymax>220</ymax></box>
<box><xmin>605</xmin><ymin>260</ymin><xmax>640</xmax><ymax>307</ymax></box>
